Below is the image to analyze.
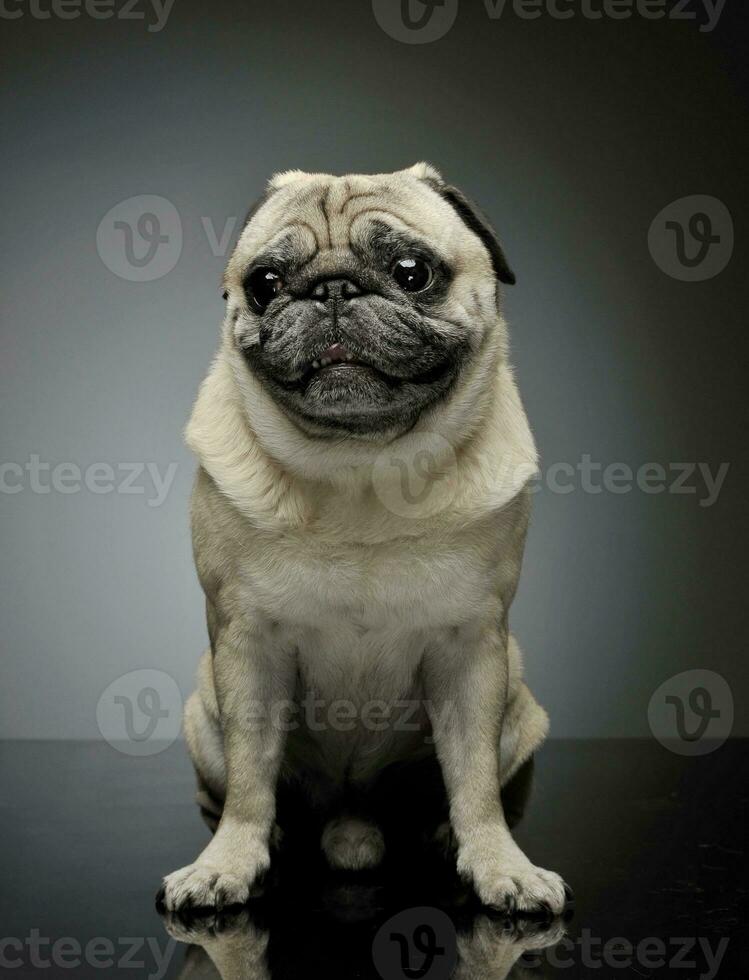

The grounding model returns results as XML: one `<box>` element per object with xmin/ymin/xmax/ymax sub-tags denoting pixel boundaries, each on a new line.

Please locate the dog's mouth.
<box><xmin>243</xmin><ymin>327</ymin><xmax>469</xmax><ymax>434</ymax></box>
<box><xmin>284</xmin><ymin>342</ymin><xmax>453</xmax><ymax>390</ymax></box>
<box><xmin>306</xmin><ymin>342</ymin><xmax>367</xmax><ymax>374</ymax></box>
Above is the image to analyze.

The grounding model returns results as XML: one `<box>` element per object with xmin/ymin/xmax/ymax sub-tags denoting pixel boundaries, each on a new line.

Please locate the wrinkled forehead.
<box><xmin>225</xmin><ymin>172</ymin><xmax>484</xmax><ymax>280</ymax></box>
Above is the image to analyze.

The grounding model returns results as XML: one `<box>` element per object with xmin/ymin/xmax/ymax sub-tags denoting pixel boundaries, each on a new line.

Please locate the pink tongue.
<box><xmin>323</xmin><ymin>343</ymin><xmax>349</xmax><ymax>362</ymax></box>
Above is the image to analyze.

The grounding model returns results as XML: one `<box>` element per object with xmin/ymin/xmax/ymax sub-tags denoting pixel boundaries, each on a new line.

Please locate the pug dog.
<box><xmin>159</xmin><ymin>164</ymin><xmax>567</xmax><ymax>915</ymax></box>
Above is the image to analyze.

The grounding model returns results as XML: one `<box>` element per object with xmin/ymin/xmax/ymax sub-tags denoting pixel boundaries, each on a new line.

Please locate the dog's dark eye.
<box><xmin>245</xmin><ymin>267</ymin><xmax>284</xmax><ymax>312</ymax></box>
<box><xmin>392</xmin><ymin>257</ymin><xmax>433</xmax><ymax>293</ymax></box>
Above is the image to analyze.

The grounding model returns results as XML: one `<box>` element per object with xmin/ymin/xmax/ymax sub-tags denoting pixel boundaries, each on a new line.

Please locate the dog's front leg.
<box><xmin>424</xmin><ymin>621</ymin><xmax>567</xmax><ymax>915</ymax></box>
<box><xmin>161</xmin><ymin>618</ymin><xmax>294</xmax><ymax>911</ymax></box>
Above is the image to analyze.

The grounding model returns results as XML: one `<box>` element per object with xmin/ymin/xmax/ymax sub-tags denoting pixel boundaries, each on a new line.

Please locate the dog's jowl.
<box><xmin>159</xmin><ymin>164</ymin><xmax>568</xmax><ymax>915</ymax></box>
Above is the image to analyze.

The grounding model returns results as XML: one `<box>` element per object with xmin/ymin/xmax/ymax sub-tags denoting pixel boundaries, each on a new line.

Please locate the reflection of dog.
<box><xmin>160</xmin><ymin>164</ymin><xmax>566</xmax><ymax>915</ymax></box>
<box><xmin>165</xmin><ymin>908</ymin><xmax>268</xmax><ymax>980</ymax></box>
<box><xmin>164</xmin><ymin>906</ymin><xmax>565</xmax><ymax>980</ymax></box>
<box><xmin>455</xmin><ymin>915</ymin><xmax>566</xmax><ymax>980</ymax></box>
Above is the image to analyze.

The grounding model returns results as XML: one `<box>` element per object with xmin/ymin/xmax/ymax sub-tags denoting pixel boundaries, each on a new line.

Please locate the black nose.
<box><xmin>310</xmin><ymin>277</ymin><xmax>364</xmax><ymax>301</ymax></box>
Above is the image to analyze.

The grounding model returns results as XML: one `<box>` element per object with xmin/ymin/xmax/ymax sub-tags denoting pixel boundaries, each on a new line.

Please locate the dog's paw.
<box><xmin>474</xmin><ymin>910</ymin><xmax>570</xmax><ymax>948</ymax></box>
<box><xmin>457</xmin><ymin>835</ymin><xmax>569</xmax><ymax>917</ymax></box>
<box><xmin>471</xmin><ymin>862</ymin><xmax>568</xmax><ymax>916</ymax></box>
<box><xmin>321</xmin><ymin>816</ymin><xmax>385</xmax><ymax>870</ymax></box>
<box><xmin>158</xmin><ymin>854</ymin><xmax>268</xmax><ymax>912</ymax></box>
<box><xmin>159</xmin><ymin>905</ymin><xmax>254</xmax><ymax>944</ymax></box>
<box><xmin>456</xmin><ymin>911</ymin><xmax>569</xmax><ymax>977</ymax></box>
<box><xmin>158</xmin><ymin>905</ymin><xmax>270</xmax><ymax>978</ymax></box>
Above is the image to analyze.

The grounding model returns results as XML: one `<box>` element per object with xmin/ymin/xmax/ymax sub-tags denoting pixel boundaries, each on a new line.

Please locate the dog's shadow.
<box><xmin>158</xmin><ymin>758</ymin><xmax>570</xmax><ymax>979</ymax></box>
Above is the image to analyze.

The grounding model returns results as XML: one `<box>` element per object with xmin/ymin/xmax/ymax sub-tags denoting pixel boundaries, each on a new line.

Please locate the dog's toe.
<box><xmin>160</xmin><ymin>864</ymin><xmax>252</xmax><ymax>912</ymax></box>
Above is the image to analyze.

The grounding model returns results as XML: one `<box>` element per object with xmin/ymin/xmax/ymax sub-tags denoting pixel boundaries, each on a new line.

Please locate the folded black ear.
<box><xmin>438</xmin><ymin>184</ymin><xmax>516</xmax><ymax>286</ymax></box>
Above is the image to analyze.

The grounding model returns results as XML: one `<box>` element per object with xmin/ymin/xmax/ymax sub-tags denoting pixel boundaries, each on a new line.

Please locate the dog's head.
<box><xmin>222</xmin><ymin>164</ymin><xmax>515</xmax><ymax>440</ymax></box>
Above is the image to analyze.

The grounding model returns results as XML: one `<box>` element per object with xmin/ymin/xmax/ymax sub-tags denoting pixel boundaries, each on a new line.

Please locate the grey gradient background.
<box><xmin>1</xmin><ymin>0</ymin><xmax>747</xmax><ymax>739</ymax></box>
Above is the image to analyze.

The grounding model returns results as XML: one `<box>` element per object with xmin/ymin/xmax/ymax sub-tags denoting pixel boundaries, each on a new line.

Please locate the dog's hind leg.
<box><xmin>184</xmin><ymin>652</ymin><xmax>227</xmax><ymax>820</ymax></box>
<box><xmin>498</xmin><ymin>635</ymin><xmax>549</xmax><ymax>787</ymax></box>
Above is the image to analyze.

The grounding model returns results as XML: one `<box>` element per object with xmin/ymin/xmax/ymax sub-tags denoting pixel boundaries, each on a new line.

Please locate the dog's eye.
<box><xmin>392</xmin><ymin>257</ymin><xmax>433</xmax><ymax>293</ymax></box>
<box><xmin>245</xmin><ymin>267</ymin><xmax>284</xmax><ymax>312</ymax></box>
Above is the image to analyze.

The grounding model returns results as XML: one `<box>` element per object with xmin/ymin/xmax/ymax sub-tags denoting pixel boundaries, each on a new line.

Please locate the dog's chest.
<box><xmin>243</xmin><ymin>525</ymin><xmax>491</xmax><ymax>634</ymax></box>
<box><xmin>234</xmin><ymin>510</ymin><xmax>505</xmax><ymax>781</ymax></box>
<box><xmin>239</xmin><ymin>524</ymin><xmax>490</xmax><ymax>713</ymax></box>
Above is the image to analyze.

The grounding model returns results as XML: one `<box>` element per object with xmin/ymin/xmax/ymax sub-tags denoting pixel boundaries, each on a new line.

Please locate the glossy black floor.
<box><xmin>1</xmin><ymin>739</ymin><xmax>746</xmax><ymax>978</ymax></box>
